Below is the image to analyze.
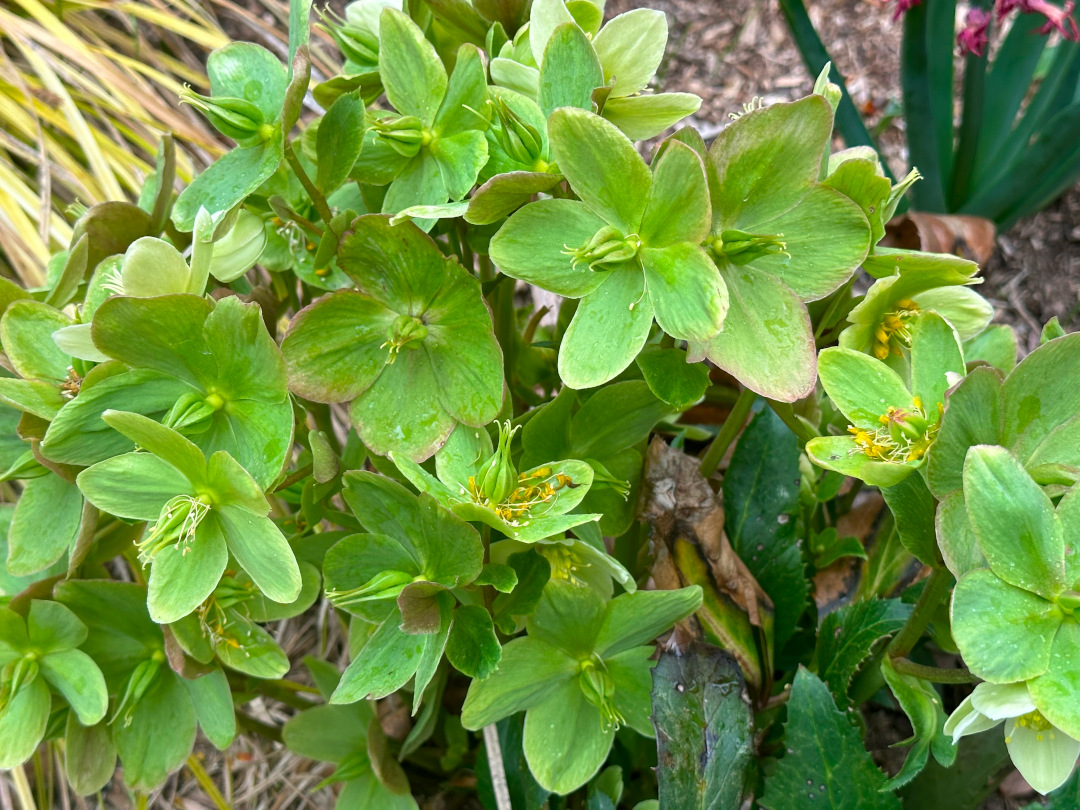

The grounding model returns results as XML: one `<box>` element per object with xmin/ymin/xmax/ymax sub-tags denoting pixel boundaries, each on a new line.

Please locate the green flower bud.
<box><xmin>162</xmin><ymin>391</ymin><xmax>222</xmax><ymax>435</ymax></box>
<box><xmin>319</xmin><ymin>6</ymin><xmax>380</xmax><ymax>66</ymax></box>
<box><xmin>563</xmin><ymin>226</ymin><xmax>642</xmax><ymax>271</ymax></box>
<box><xmin>179</xmin><ymin>86</ymin><xmax>271</xmax><ymax>143</ymax></box>
<box><xmin>478</xmin><ymin>421</ymin><xmax>520</xmax><ymax>506</ymax></box>
<box><xmin>709</xmin><ymin>229</ymin><xmax>789</xmax><ymax>265</ymax></box>
<box><xmin>110</xmin><ymin>655</ymin><xmax>163</xmax><ymax>726</ymax></box>
<box><xmin>381</xmin><ymin>314</ymin><xmax>428</xmax><ymax>363</ymax></box>
<box><xmin>0</xmin><ymin>656</ymin><xmax>40</xmax><ymax>715</ymax></box>
<box><xmin>578</xmin><ymin>657</ymin><xmax>623</xmax><ymax>730</ymax></box>
<box><xmin>372</xmin><ymin>115</ymin><xmax>427</xmax><ymax>158</ymax></box>
<box><xmin>326</xmin><ymin>569</ymin><xmax>416</xmax><ymax>608</ymax></box>
<box><xmin>489</xmin><ymin>97</ymin><xmax>545</xmax><ymax>167</ymax></box>
<box><xmin>209</xmin><ymin>209</ymin><xmax>267</xmax><ymax>283</ymax></box>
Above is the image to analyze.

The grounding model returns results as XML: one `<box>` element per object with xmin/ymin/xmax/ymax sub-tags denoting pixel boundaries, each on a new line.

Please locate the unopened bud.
<box><xmin>179</xmin><ymin>86</ymin><xmax>271</xmax><ymax>143</ymax></box>
<box><xmin>372</xmin><ymin>115</ymin><xmax>426</xmax><ymax>157</ymax></box>
<box><xmin>478</xmin><ymin>422</ymin><xmax>520</xmax><ymax>505</ymax></box>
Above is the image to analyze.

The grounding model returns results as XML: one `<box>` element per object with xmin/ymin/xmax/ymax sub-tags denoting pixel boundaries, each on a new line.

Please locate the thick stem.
<box><xmin>890</xmin><ymin>657</ymin><xmax>978</xmax><ymax>684</ymax></box>
<box><xmin>483</xmin><ymin>724</ymin><xmax>512</xmax><ymax>810</ymax></box>
<box><xmin>887</xmin><ymin>566</ymin><xmax>952</xmax><ymax>659</ymax></box>
<box><xmin>700</xmin><ymin>387</ymin><xmax>757</xmax><ymax>477</ymax></box>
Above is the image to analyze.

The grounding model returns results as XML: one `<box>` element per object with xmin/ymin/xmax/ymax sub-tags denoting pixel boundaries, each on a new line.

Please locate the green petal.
<box><xmin>8</xmin><ymin>473</ymin><xmax>82</xmax><ymax>576</ymax></box>
<box><xmin>607</xmin><ymin>646</ymin><xmax>655</xmax><ymax>737</ymax></box>
<box><xmin>641</xmin><ymin>244</ymin><xmax>725</xmax><ymax>343</ymax></box>
<box><xmin>112</xmin><ymin>671</ymin><xmax>197</xmax><ymax>791</ymax></box>
<box><xmin>201</xmin><ymin>296</ymin><xmax>288</xmax><ymax>403</ymax></box>
<box><xmin>707</xmin><ymin>96</ymin><xmax>830</xmax><ymax>231</ymax></box>
<box><xmin>77</xmin><ymin>452</ymin><xmax>194</xmax><ymax>520</ymax></box>
<box><xmin>694</xmin><ymin>262</ymin><xmax>815</xmax><ymax>402</ymax></box>
<box><xmin>538</xmin><ymin>23</ymin><xmax>604</xmax><ymax>119</ymax></box>
<box><xmin>101</xmin><ymin>410</ymin><xmax>207</xmax><ymax>484</ymax></box>
<box><xmin>207</xmin><ymin>42</ymin><xmax>287</xmax><ymax>122</ymax></box>
<box><xmin>218</xmin><ymin>505</ymin><xmax>302</xmax><ymax>605</ymax></box>
<box><xmin>466</xmin><ymin>171</ymin><xmax>563</xmax><ymax>226</ymax></box>
<box><xmin>548</xmin><ymin>107</ymin><xmax>651</xmax><ymax>234</ymax></box>
<box><xmin>146</xmin><ymin>516</ymin><xmax>229</xmax><ymax>624</ymax></box>
<box><xmin>601</xmin><ymin>93</ymin><xmax>701</xmax><ymax>141</ymax></box>
<box><xmin>951</xmin><ymin>569</ymin><xmax>1061</xmax><ymax>683</ymax></box>
<box><xmin>1</xmin><ymin>299</ymin><xmax>73</xmax><ymax>382</ymax></box>
<box><xmin>817</xmin><ymin>347</ymin><xmax>914</xmax><ymax>426</ymax></box>
<box><xmin>909</xmin><ymin>311</ymin><xmax>966</xmax><ymax>410</ymax></box>
<box><xmin>461</xmin><ymin>636</ymin><xmax>576</xmax><ymax>728</ymax></box>
<box><xmin>1057</xmin><ymin>488</ymin><xmax>1080</xmax><ymax>586</ymax></box>
<box><xmin>1004</xmin><ymin>333</ymin><xmax>1080</xmax><ymax>463</ymax></box>
<box><xmin>40</xmin><ymin>649</ymin><xmax>108</xmax><ymax>725</ymax></box>
<box><xmin>431</xmin><ymin>130</ymin><xmax>488</xmax><ymax>200</ymax></box>
<box><xmin>559</xmin><ymin>269</ymin><xmax>654</xmax><ymax>390</ymax></box>
<box><xmin>936</xmin><ymin>490</ymin><xmax>984</xmax><ymax>579</ymax></box>
<box><xmin>523</xmin><ymin>678</ymin><xmax>614</xmax><ymax>794</ymax></box>
<box><xmin>382</xmin><ymin>151</ymin><xmax>449</xmax><ymax>231</ymax></box>
<box><xmin>281</xmin><ymin>290</ymin><xmax>396</xmax><ymax>403</ymax></box>
<box><xmin>748</xmin><ymin>185</ymin><xmax>870</xmax><ymax>302</ymax></box>
<box><xmin>433</xmin><ymin>44</ymin><xmax>487</xmax><ymax>134</ymax></box>
<box><xmin>639</xmin><ymin>140</ymin><xmax>710</xmax><ymax>248</ymax></box>
<box><xmin>182</xmin><ymin>667</ymin><xmax>236</xmax><ymax>750</ymax></box>
<box><xmin>594</xmin><ymin>586</ymin><xmax>702</xmax><ymax>658</ymax></box>
<box><xmin>926</xmin><ymin>366</ymin><xmax>1004</xmax><ymax>498</ymax></box>
<box><xmin>0</xmin><ymin>677</ymin><xmax>49</xmax><ymax>768</ymax></box>
<box><xmin>349</xmin><ymin>349</ymin><xmax>455</xmax><ymax>461</ymax></box>
<box><xmin>0</xmin><ymin>378</ymin><xmax>65</xmax><ymax>420</ymax></box>
<box><xmin>963</xmin><ymin>445</ymin><xmax>1066</xmax><ymax>599</ymax></box>
<box><xmin>489</xmin><ymin>199</ymin><xmax>610</xmax><ymax>297</ymax></box>
<box><xmin>913</xmin><ymin>286</ymin><xmax>994</xmax><ymax>342</ymax></box>
<box><xmin>805</xmin><ymin>436</ymin><xmax>918</xmax><ymax>487</ymax></box>
<box><xmin>1029</xmin><ymin>619</ymin><xmax>1080</xmax><ymax>740</ymax></box>
<box><xmin>378</xmin><ymin>8</ymin><xmax>447</xmax><ymax>125</ymax></box>
<box><xmin>27</xmin><ymin>600</ymin><xmax>87</xmax><ymax>652</ymax></box>
<box><xmin>593</xmin><ymin>8</ymin><xmax>666</xmax><ymax>97</ymax></box>
<box><xmin>528</xmin><ymin>0</ymin><xmax>576</xmax><ymax>67</ymax></box>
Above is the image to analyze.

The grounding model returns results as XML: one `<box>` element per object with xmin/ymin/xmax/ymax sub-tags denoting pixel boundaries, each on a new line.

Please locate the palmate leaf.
<box><xmin>759</xmin><ymin>668</ymin><xmax>902</xmax><ymax>810</ymax></box>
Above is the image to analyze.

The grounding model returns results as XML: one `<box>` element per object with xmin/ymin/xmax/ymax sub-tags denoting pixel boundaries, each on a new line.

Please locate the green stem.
<box><xmin>235</xmin><ymin>711</ymin><xmax>283</xmax><ymax>743</ymax></box>
<box><xmin>185</xmin><ymin>754</ymin><xmax>231</xmax><ymax>810</ymax></box>
<box><xmin>699</xmin><ymin>387</ymin><xmax>757</xmax><ymax>477</ymax></box>
<box><xmin>274</xmin><ymin>463</ymin><xmax>313</xmax><ymax>492</ymax></box>
<box><xmin>887</xmin><ymin>566</ymin><xmax>952</xmax><ymax>658</ymax></box>
<box><xmin>284</xmin><ymin>141</ymin><xmax>335</xmax><ymax>226</ymax></box>
<box><xmin>890</xmin><ymin>657</ymin><xmax>978</xmax><ymax>684</ymax></box>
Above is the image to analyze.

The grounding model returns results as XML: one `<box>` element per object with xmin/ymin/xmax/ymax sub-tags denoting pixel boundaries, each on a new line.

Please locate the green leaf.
<box><xmin>523</xmin><ymin>678</ymin><xmax>613</xmax><ymax>794</ymax></box>
<box><xmin>559</xmin><ymin>269</ymin><xmax>654</xmax><ymax>389</ymax></box>
<box><xmin>379</xmin><ymin>8</ymin><xmax>447</xmax><ymax>125</ymax></box>
<box><xmin>461</xmin><ymin>636</ymin><xmax>576</xmax><ymax>729</ymax></box>
<box><xmin>880</xmin><ymin>657</ymin><xmax>956</xmax><ymax>790</ymax></box>
<box><xmin>8</xmin><ymin>472</ymin><xmax>82</xmax><ymax>575</ymax></box>
<box><xmin>818</xmin><ymin>347</ymin><xmax>913</xmax><ymax>427</ymax></box>
<box><xmin>724</xmin><ymin>407</ymin><xmax>808</xmax><ymax>652</ymax></box>
<box><xmin>77</xmin><ymin>451</ymin><xmax>192</xmax><ymax>521</ymax></box>
<box><xmin>489</xmin><ymin>199</ymin><xmax>609</xmax><ymax>297</ymax></box>
<box><xmin>40</xmin><ymin>648</ymin><xmax>108</xmax><ymax>725</ymax></box>
<box><xmin>813</xmin><ymin>599</ymin><xmax>910</xmax><ymax>706</ymax></box>
<box><xmin>548</xmin><ymin>107</ymin><xmax>651</xmax><ymax>234</ymax></box>
<box><xmin>593</xmin><ymin>8</ymin><xmax>666</xmax><ymax>98</ymax></box>
<box><xmin>707</xmin><ymin>96</ymin><xmax>830</xmax><ymax>231</ymax></box>
<box><xmin>0</xmin><ymin>677</ymin><xmax>49</xmax><ymax>768</ymax></box>
<box><xmin>758</xmin><ymin>668</ymin><xmax>901</xmax><ymax>809</ymax></box>
<box><xmin>113</xmin><ymin>671</ymin><xmax>198</xmax><ymax>790</ymax></box>
<box><xmin>951</xmin><ymin>569</ymin><xmax>1060</xmax><ymax>683</ymax></box>
<box><xmin>881</xmin><ymin>473</ymin><xmax>938</xmax><ymax>566</ymax></box>
<box><xmin>641</xmin><ymin>244</ymin><xmax>726</xmax><ymax>343</ymax></box>
<box><xmin>283</xmin><ymin>701</ymin><xmax>371</xmax><ymax>763</ymax></box>
<box><xmin>695</xmin><ymin>261</ymin><xmax>816</xmax><ymax>402</ymax></box>
<box><xmin>446</xmin><ymin>604</ymin><xmax>501</xmax><ymax>679</ymax></box>
<box><xmin>538</xmin><ymin>23</ymin><xmax>603</xmax><ymax>119</ymax></box>
<box><xmin>594</xmin><ymin>587</ymin><xmax>702</xmax><ymax>659</ymax></box>
<box><xmin>0</xmin><ymin>378</ymin><xmax>66</xmax><ymax>420</ymax></box>
<box><xmin>650</xmin><ymin>642</ymin><xmax>754</xmax><ymax>809</ymax></box>
<box><xmin>899</xmin><ymin>727</ymin><xmax>1008</xmax><ymax>810</ymax></box>
<box><xmin>207</xmin><ymin>42</ymin><xmax>288</xmax><ymax>122</ymax></box>
<box><xmin>963</xmin><ymin>445</ymin><xmax>1065</xmax><ymax>599</ymax></box>
<box><xmin>316</xmin><ymin>92</ymin><xmax>366</xmax><ymax>193</ymax></box>
<box><xmin>332</xmin><ymin>608</ymin><xmax>427</xmax><ymax>703</ymax></box>
<box><xmin>27</xmin><ymin>599</ymin><xmax>86</xmax><ymax>652</ymax></box>
<box><xmin>635</xmin><ymin>347</ymin><xmax>710</xmax><ymax>411</ymax></box>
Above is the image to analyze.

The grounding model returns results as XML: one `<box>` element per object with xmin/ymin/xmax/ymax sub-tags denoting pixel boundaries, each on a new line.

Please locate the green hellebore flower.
<box><xmin>460</xmin><ymin>580</ymin><xmax>702</xmax><ymax>794</ymax></box>
<box><xmin>0</xmin><ymin>600</ymin><xmax>108</xmax><ymax>769</ymax></box>
<box><xmin>179</xmin><ymin>86</ymin><xmax>272</xmax><ymax>144</ymax></box>
<box><xmin>364</xmin><ymin>9</ymin><xmax>489</xmax><ymax>231</ymax></box>
<box><xmin>392</xmin><ymin>422</ymin><xmax>600</xmax><ymax>542</ymax></box>
<box><xmin>807</xmin><ymin>312</ymin><xmax>965</xmax><ymax>487</ymax></box>
<box><xmin>281</xmin><ymin>215</ymin><xmax>503</xmax><ymax>462</ymax></box>
<box><xmin>491</xmin><ymin>107</ymin><xmax>727</xmax><ymax>389</ymax></box>
<box><xmin>687</xmin><ymin>96</ymin><xmax>872</xmax><ymax>402</ymax></box>
<box><xmin>950</xmin><ymin>446</ymin><xmax>1080</xmax><ymax>743</ymax></box>
<box><xmin>76</xmin><ymin>411</ymin><xmax>302</xmax><ymax>624</ymax></box>
<box><xmin>945</xmin><ymin>682</ymin><xmax>1079</xmax><ymax>795</ymax></box>
<box><xmin>842</xmin><ymin>248</ymin><xmax>992</xmax><ymax>362</ymax></box>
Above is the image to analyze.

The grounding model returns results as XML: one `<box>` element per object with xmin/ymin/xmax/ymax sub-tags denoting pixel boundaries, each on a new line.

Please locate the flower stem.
<box><xmin>890</xmin><ymin>657</ymin><xmax>978</xmax><ymax>684</ymax></box>
<box><xmin>887</xmin><ymin>565</ymin><xmax>953</xmax><ymax>659</ymax></box>
<box><xmin>284</xmin><ymin>141</ymin><xmax>335</xmax><ymax>226</ymax></box>
<box><xmin>699</xmin><ymin>387</ymin><xmax>757</xmax><ymax>478</ymax></box>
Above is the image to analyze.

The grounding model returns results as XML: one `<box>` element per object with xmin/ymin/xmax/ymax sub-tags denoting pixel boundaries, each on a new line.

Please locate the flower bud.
<box><xmin>478</xmin><ymin>421</ymin><xmax>520</xmax><ymax>506</ymax></box>
<box><xmin>0</xmin><ymin>656</ymin><xmax>39</xmax><ymax>715</ymax></box>
<box><xmin>490</xmin><ymin>97</ymin><xmax>545</xmax><ymax>167</ymax></box>
<box><xmin>710</xmin><ymin>229</ymin><xmax>789</xmax><ymax>265</ymax></box>
<box><xmin>110</xmin><ymin>655</ymin><xmax>163</xmax><ymax>726</ymax></box>
<box><xmin>372</xmin><ymin>115</ymin><xmax>427</xmax><ymax>158</ymax></box>
<box><xmin>326</xmin><ymin>569</ymin><xmax>416</xmax><ymax>608</ymax></box>
<box><xmin>209</xmin><ymin>209</ymin><xmax>268</xmax><ymax>282</ymax></box>
<box><xmin>578</xmin><ymin>658</ymin><xmax>623</xmax><ymax>730</ymax></box>
<box><xmin>179</xmin><ymin>87</ymin><xmax>272</xmax><ymax>143</ymax></box>
<box><xmin>564</xmin><ymin>226</ymin><xmax>642</xmax><ymax>271</ymax></box>
<box><xmin>319</xmin><ymin>6</ymin><xmax>380</xmax><ymax>66</ymax></box>
<box><xmin>163</xmin><ymin>391</ymin><xmax>222</xmax><ymax>435</ymax></box>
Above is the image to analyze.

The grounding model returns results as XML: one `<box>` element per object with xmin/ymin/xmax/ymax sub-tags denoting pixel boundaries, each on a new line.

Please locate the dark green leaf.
<box><xmin>813</xmin><ymin>599</ymin><xmax>910</xmax><ymax>707</ymax></box>
<box><xmin>446</xmin><ymin>604</ymin><xmax>501</xmax><ymax>679</ymax></box>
